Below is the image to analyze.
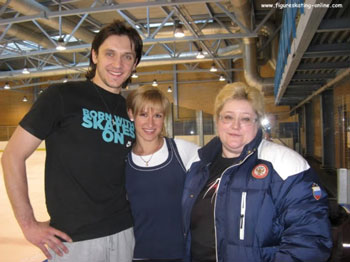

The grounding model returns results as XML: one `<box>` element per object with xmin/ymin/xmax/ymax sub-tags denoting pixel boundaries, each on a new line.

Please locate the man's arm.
<box><xmin>1</xmin><ymin>126</ymin><xmax>72</xmax><ymax>259</ymax></box>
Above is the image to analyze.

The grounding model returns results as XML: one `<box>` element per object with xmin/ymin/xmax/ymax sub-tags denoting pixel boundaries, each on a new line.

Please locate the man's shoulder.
<box><xmin>43</xmin><ymin>80</ymin><xmax>91</xmax><ymax>97</ymax></box>
<box><xmin>51</xmin><ymin>80</ymin><xmax>90</xmax><ymax>90</ymax></box>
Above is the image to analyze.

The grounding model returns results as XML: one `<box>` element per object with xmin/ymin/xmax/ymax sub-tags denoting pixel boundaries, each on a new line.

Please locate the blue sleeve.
<box><xmin>273</xmin><ymin>168</ymin><xmax>333</xmax><ymax>262</ymax></box>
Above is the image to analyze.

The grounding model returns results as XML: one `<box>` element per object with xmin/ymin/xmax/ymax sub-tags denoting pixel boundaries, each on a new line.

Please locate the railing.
<box><xmin>168</xmin><ymin>104</ymin><xmax>215</xmax><ymax>146</ymax></box>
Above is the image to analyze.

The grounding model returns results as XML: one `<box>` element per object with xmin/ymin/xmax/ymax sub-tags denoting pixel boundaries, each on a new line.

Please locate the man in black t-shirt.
<box><xmin>1</xmin><ymin>20</ymin><xmax>143</xmax><ymax>261</ymax></box>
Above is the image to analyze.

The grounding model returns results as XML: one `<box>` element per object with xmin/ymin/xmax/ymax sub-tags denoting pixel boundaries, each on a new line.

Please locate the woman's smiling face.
<box><xmin>217</xmin><ymin>99</ymin><xmax>259</xmax><ymax>158</ymax></box>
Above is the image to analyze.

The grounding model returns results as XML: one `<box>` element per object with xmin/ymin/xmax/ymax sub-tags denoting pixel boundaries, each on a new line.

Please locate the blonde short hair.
<box><xmin>214</xmin><ymin>82</ymin><xmax>264</xmax><ymax>121</ymax></box>
<box><xmin>126</xmin><ymin>86</ymin><xmax>170</xmax><ymax>116</ymax></box>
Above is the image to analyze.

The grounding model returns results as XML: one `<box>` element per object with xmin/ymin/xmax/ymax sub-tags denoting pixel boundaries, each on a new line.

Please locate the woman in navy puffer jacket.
<box><xmin>182</xmin><ymin>82</ymin><xmax>332</xmax><ymax>262</ymax></box>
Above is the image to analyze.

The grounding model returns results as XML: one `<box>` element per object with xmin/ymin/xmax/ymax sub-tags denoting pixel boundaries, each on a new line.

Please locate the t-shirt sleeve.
<box><xmin>20</xmin><ymin>85</ymin><xmax>63</xmax><ymax>140</ymax></box>
<box><xmin>174</xmin><ymin>138</ymin><xmax>200</xmax><ymax>171</ymax></box>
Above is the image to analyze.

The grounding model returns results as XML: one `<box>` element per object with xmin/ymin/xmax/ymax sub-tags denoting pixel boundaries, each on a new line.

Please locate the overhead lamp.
<box><xmin>22</xmin><ymin>96</ymin><xmax>28</xmax><ymax>102</ymax></box>
<box><xmin>196</xmin><ymin>49</ymin><xmax>205</xmax><ymax>59</ymax></box>
<box><xmin>261</xmin><ymin>117</ymin><xmax>270</xmax><ymax>127</ymax></box>
<box><xmin>210</xmin><ymin>63</ymin><xmax>217</xmax><ymax>72</ymax></box>
<box><xmin>219</xmin><ymin>74</ymin><xmax>226</xmax><ymax>81</ymax></box>
<box><xmin>22</xmin><ymin>67</ymin><xmax>30</xmax><ymax>74</ymax></box>
<box><xmin>167</xmin><ymin>86</ymin><xmax>172</xmax><ymax>93</ymax></box>
<box><xmin>131</xmin><ymin>72</ymin><xmax>138</xmax><ymax>78</ymax></box>
<box><xmin>4</xmin><ymin>82</ymin><xmax>10</xmax><ymax>89</ymax></box>
<box><xmin>152</xmin><ymin>79</ymin><xmax>158</xmax><ymax>87</ymax></box>
<box><xmin>22</xmin><ymin>59</ymin><xmax>30</xmax><ymax>74</ymax></box>
<box><xmin>56</xmin><ymin>37</ymin><xmax>66</xmax><ymax>51</ymax></box>
<box><xmin>63</xmin><ymin>76</ymin><xmax>68</xmax><ymax>83</ymax></box>
<box><xmin>174</xmin><ymin>23</ymin><xmax>185</xmax><ymax>38</ymax></box>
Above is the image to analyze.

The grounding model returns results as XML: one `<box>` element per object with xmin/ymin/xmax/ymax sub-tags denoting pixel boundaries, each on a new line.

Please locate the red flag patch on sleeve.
<box><xmin>312</xmin><ymin>183</ymin><xmax>322</xmax><ymax>200</ymax></box>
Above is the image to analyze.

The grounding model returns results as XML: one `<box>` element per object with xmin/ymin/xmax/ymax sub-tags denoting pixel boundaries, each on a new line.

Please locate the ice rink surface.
<box><xmin>1</xmin><ymin>146</ymin><xmax>48</xmax><ymax>262</ymax></box>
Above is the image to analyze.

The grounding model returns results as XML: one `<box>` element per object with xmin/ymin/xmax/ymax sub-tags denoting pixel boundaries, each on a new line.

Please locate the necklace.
<box><xmin>93</xmin><ymin>83</ymin><xmax>118</xmax><ymax>126</ymax></box>
<box><xmin>136</xmin><ymin>138</ymin><xmax>163</xmax><ymax>167</ymax></box>
<box><xmin>139</xmin><ymin>154</ymin><xmax>155</xmax><ymax>167</ymax></box>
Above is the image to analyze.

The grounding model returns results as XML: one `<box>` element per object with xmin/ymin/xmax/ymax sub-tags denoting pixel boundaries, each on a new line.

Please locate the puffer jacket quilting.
<box><xmin>182</xmin><ymin>130</ymin><xmax>332</xmax><ymax>262</ymax></box>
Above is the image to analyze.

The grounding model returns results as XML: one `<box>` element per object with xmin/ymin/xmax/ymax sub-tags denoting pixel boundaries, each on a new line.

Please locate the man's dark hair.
<box><xmin>86</xmin><ymin>20</ymin><xmax>143</xmax><ymax>88</ymax></box>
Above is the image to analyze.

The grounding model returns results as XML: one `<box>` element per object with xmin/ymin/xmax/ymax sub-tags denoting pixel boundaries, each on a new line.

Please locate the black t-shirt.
<box><xmin>20</xmin><ymin>80</ymin><xmax>135</xmax><ymax>241</ymax></box>
<box><xmin>190</xmin><ymin>153</ymin><xmax>239</xmax><ymax>262</ymax></box>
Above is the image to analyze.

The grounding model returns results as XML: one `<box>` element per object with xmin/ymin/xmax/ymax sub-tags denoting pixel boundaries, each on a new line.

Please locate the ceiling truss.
<box><xmin>0</xmin><ymin>0</ymin><xmax>274</xmax><ymax>91</ymax></box>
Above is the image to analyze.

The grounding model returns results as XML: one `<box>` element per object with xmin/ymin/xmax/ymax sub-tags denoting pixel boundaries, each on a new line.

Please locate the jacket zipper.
<box><xmin>240</xmin><ymin>191</ymin><xmax>247</xmax><ymax>240</ymax></box>
<box><xmin>213</xmin><ymin>151</ymin><xmax>254</xmax><ymax>261</ymax></box>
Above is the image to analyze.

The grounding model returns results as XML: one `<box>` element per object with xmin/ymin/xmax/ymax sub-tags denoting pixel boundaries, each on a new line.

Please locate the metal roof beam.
<box><xmin>304</xmin><ymin>43</ymin><xmax>350</xmax><ymax>58</ymax></box>
<box><xmin>292</xmin><ymin>72</ymin><xmax>336</xmax><ymax>80</ymax></box>
<box><xmin>0</xmin><ymin>53</ymin><xmax>243</xmax><ymax>80</ymax></box>
<box><xmin>297</xmin><ymin>61</ymin><xmax>350</xmax><ymax>70</ymax></box>
<box><xmin>215</xmin><ymin>2</ymin><xmax>251</xmax><ymax>33</ymax></box>
<box><xmin>0</xmin><ymin>67</ymin><xmax>243</xmax><ymax>90</ymax></box>
<box><xmin>275</xmin><ymin>0</ymin><xmax>332</xmax><ymax>104</ymax></box>
<box><xmin>0</xmin><ymin>32</ymin><xmax>253</xmax><ymax>60</ymax></box>
<box><xmin>0</xmin><ymin>0</ymin><xmax>223</xmax><ymax>26</ymax></box>
<box><xmin>290</xmin><ymin>68</ymin><xmax>350</xmax><ymax>112</ymax></box>
<box><xmin>317</xmin><ymin>18</ymin><xmax>350</xmax><ymax>32</ymax></box>
<box><xmin>173</xmin><ymin>5</ymin><xmax>234</xmax><ymax>80</ymax></box>
<box><xmin>287</xmin><ymin>86</ymin><xmax>321</xmax><ymax>91</ymax></box>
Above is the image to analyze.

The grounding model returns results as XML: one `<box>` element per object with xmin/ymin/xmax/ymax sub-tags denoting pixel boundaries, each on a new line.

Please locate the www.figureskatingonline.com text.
<box><xmin>261</xmin><ymin>3</ymin><xmax>343</xmax><ymax>9</ymax></box>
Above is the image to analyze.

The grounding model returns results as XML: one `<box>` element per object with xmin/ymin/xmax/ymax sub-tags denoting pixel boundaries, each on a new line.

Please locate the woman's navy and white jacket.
<box><xmin>182</xmin><ymin>130</ymin><xmax>332</xmax><ymax>262</ymax></box>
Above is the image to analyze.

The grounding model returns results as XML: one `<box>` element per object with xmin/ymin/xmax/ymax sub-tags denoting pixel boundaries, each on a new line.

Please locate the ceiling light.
<box><xmin>22</xmin><ymin>96</ymin><xmax>28</xmax><ymax>102</ymax></box>
<box><xmin>261</xmin><ymin>117</ymin><xmax>269</xmax><ymax>125</ymax></box>
<box><xmin>219</xmin><ymin>74</ymin><xmax>226</xmax><ymax>81</ymax></box>
<box><xmin>152</xmin><ymin>79</ymin><xmax>158</xmax><ymax>87</ymax></box>
<box><xmin>261</xmin><ymin>117</ymin><xmax>271</xmax><ymax>130</ymax></box>
<box><xmin>167</xmin><ymin>86</ymin><xmax>172</xmax><ymax>93</ymax></box>
<box><xmin>56</xmin><ymin>37</ymin><xmax>66</xmax><ymax>51</ymax></box>
<box><xmin>22</xmin><ymin>67</ymin><xmax>30</xmax><ymax>74</ymax></box>
<box><xmin>196</xmin><ymin>50</ymin><xmax>205</xmax><ymax>59</ymax></box>
<box><xmin>131</xmin><ymin>72</ymin><xmax>138</xmax><ymax>78</ymax></box>
<box><xmin>210</xmin><ymin>63</ymin><xmax>217</xmax><ymax>72</ymax></box>
<box><xmin>4</xmin><ymin>82</ymin><xmax>10</xmax><ymax>89</ymax></box>
<box><xmin>174</xmin><ymin>24</ymin><xmax>185</xmax><ymax>38</ymax></box>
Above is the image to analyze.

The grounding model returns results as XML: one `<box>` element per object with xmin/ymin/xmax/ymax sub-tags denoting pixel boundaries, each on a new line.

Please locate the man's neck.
<box><xmin>92</xmin><ymin>79</ymin><xmax>121</xmax><ymax>94</ymax></box>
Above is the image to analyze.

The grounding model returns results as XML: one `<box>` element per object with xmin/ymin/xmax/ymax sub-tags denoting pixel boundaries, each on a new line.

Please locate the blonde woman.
<box><xmin>182</xmin><ymin>82</ymin><xmax>332</xmax><ymax>262</ymax></box>
<box><xmin>126</xmin><ymin>87</ymin><xmax>199</xmax><ymax>262</ymax></box>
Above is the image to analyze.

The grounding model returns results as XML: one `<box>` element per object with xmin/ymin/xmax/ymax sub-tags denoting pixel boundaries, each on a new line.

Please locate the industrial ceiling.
<box><xmin>0</xmin><ymin>0</ymin><xmax>349</xmax><ymax>109</ymax></box>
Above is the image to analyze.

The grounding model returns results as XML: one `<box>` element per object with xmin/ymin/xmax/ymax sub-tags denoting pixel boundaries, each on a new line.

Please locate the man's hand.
<box><xmin>22</xmin><ymin>220</ymin><xmax>72</xmax><ymax>259</ymax></box>
<box><xmin>2</xmin><ymin>126</ymin><xmax>72</xmax><ymax>259</ymax></box>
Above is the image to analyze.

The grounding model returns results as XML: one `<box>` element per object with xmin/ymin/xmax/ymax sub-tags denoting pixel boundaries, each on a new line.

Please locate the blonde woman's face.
<box><xmin>128</xmin><ymin>105</ymin><xmax>165</xmax><ymax>144</ymax></box>
<box><xmin>217</xmin><ymin>99</ymin><xmax>259</xmax><ymax>158</ymax></box>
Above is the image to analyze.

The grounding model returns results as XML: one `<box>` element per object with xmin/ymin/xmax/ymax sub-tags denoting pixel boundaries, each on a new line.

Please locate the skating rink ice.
<box><xmin>1</xmin><ymin>142</ymin><xmax>48</xmax><ymax>262</ymax></box>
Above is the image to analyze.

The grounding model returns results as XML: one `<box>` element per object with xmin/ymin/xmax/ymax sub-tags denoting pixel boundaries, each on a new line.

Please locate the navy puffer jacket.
<box><xmin>182</xmin><ymin>130</ymin><xmax>332</xmax><ymax>262</ymax></box>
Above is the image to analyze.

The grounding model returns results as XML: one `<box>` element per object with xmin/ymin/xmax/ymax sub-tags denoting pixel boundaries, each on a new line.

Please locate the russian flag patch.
<box><xmin>312</xmin><ymin>183</ymin><xmax>322</xmax><ymax>200</ymax></box>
